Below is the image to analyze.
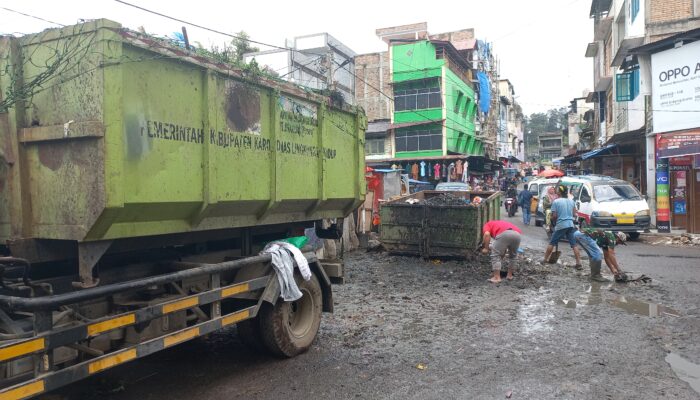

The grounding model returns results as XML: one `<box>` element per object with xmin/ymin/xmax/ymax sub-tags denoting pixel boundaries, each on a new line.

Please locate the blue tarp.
<box><xmin>477</xmin><ymin>72</ymin><xmax>491</xmax><ymax>114</ymax></box>
<box><xmin>581</xmin><ymin>144</ymin><xmax>618</xmax><ymax>160</ymax></box>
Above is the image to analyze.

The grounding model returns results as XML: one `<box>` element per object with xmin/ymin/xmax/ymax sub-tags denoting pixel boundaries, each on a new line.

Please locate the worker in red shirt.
<box><xmin>482</xmin><ymin>220</ymin><xmax>523</xmax><ymax>283</ymax></box>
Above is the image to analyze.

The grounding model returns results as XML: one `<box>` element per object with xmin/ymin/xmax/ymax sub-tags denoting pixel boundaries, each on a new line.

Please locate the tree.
<box><xmin>230</xmin><ymin>31</ymin><xmax>259</xmax><ymax>64</ymax></box>
<box><xmin>523</xmin><ymin>108</ymin><xmax>569</xmax><ymax>161</ymax></box>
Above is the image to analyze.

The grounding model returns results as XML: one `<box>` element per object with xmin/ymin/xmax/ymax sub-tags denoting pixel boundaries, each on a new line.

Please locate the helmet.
<box><xmin>615</xmin><ymin>231</ymin><xmax>628</xmax><ymax>244</ymax></box>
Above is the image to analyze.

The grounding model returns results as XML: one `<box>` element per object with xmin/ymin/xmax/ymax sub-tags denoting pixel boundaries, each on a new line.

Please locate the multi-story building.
<box><xmin>582</xmin><ymin>0</ymin><xmax>700</xmax><ymax>227</ymax></box>
<box><xmin>538</xmin><ymin>132</ymin><xmax>564</xmax><ymax>162</ymax></box>
<box><xmin>356</xmin><ymin>23</ymin><xmax>504</xmax><ymax>180</ymax></box>
<box><xmin>244</xmin><ymin>33</ymin><xmax>356</xmax><ymax>105</ymax></box>
<box><xmin>497</xmin><ymin>79</ymin><xmax>524</xmax><ymax>163</ymax></box>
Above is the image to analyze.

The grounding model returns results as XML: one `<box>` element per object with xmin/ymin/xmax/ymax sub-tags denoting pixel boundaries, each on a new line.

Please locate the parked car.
<box><xmin>571</xmin><ymin>177</ymin><xmax>650</xmax><ymax>239</ymax></box>
<box><xmin>435</xmin><ymin>182</ymin><xmax>470</xmax><ymax>191</ymax></box>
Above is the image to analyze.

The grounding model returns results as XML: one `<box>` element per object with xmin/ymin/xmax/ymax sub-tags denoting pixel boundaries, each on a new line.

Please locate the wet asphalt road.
<box><xmin>53</xmin><ymin>210</ymin><xmax>700</xmax><ymax>400</ymax></box>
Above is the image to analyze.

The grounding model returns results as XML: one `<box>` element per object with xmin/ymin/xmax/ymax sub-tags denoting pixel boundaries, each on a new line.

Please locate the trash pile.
<box><xmin>648</xmin><ymin>233</ymin><xmax>700</xmax><ymax>247</ymax></box>
<box><xmin>403</xmin><ymin>193</ymin><xmax>482</xmax><ymax>207</ymax></box>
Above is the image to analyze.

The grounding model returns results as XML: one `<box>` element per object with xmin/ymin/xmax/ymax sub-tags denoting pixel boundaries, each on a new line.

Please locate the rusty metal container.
<box><xmin>379</xmin><ymin>191</ymin><xmax>501</xmax><ymax>258</ymax></box>
<box><xmin>0</xmin><ymin>20</ymin><xmax>365</xmax><ymax>265</ymax></box>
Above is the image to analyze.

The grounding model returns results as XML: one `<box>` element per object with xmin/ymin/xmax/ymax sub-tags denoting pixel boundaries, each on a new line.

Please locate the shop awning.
<box><xmin>581</xmin><ymin>143</ymin><xmax>618</xmax><ymax>160</ymax></box>
<box><xmin>605</xmin><ymin>127</ymin><xmax>645</xmax><ymax>145</ymax></box>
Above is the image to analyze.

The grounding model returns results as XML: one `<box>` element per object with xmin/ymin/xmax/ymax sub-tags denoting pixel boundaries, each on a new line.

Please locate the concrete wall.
<box><xmin>355</xmin><ymin>52</ymin><xmax>392</xmax><ymax>121</ymax></box>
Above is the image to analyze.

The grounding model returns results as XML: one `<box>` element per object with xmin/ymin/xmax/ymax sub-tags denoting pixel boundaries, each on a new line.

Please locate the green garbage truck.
<box><xmin>0</xmin><ymin>20</ymin><xmax>365</xmax><ymax>398</ymax></box>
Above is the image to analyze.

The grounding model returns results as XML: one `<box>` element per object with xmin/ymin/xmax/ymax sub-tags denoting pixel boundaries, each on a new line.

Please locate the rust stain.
<box><xmin>37</xmin><ymin>144</ymin><xmax>65</xmax><ymax>171</ymax></box>
<box><xmin>225</xmin><ymin>83</ymin><xmax>261</xmax><ymax>133</ymax></box>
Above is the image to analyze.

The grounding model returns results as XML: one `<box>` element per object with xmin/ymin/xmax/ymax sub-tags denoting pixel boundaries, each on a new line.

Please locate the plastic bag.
<box><xmin>278</xmin><ymin>236</ymin><xmax>309</xmax><ymax>249</ymax></box>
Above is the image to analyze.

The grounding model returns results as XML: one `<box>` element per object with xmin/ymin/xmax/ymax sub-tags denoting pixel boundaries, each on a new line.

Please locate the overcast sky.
<box><xmin>1</xmin><ymin>0</ymin><xmax>592</xmax><ymax>115</ymax></box>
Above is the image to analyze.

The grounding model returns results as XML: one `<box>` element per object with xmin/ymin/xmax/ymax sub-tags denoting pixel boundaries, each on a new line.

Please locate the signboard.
<box><xmin>657</xmin><ymin>129</ymin><xmax>700</xmax><ymax>158</ymax></box>
<box><xmin>651</xmin><ymin>40</ymin><xmax>700</xmax><ymax>133</ymax></box>
<box><xmin>655</xmin><ymin>157</ymin><xmax>671</xmax><ymax>232</ymax></box>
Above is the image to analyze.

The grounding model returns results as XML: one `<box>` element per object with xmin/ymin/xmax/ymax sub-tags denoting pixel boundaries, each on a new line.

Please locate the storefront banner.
<box><xmin>651</xmin><ymin>40</ymin><xmax>700</xmax><ymax>133</ymax></box>
<box><xmin>656</xmin><ymin>157</ymin><xmax>671</xmax><ymax>232</ymax></box>
<box><xmin>656</xmin><ymin>129</ymin><xmax>700</xmax><ymax>159</ymax></box>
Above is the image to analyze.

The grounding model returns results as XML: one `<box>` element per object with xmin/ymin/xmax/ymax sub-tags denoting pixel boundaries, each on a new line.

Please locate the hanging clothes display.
<box><xmin>433</xmin><ymin>163</ymin><xmax>441</xmax><ymax>179</ymax></box>
<box><xmin>455</xmin><ymin>160</ymin><xmax>463</xmax><ymax>178</ymax></box>
<box><xmin>411</xmin><ymin>163</ymin><xmax>419</xmax><ymax>180</ymax></box>
<box><xmin>427</xmin><ymin>162</ymin><xmax>432</xmax><ymax>177</ymax></box>
<box><xmin>462</xmin><ymin>161</ymin><xmax>469</xmax><ymax>183</ymax></box>
<box><xmin>404</xmin><ymin>163</ymin><xmax>411</xmax><ymax>174</ymax></box>
<box><xmin>441</xmin><ymin>162</ymin><xmax>448</xmax><ymax>178</ymax></box>
<box><xmin>391</xmin><ymin>163</ymin><xmax>399</xmax><ymax>170</ymax></box>
<box><xmin>419</xmin><ymin>161</ymin><xmax>426</xmax><ymax>177</ymax></box>
<box><xmin>447</xmin><ymin>163</ymin><xmax>456</xmax><ymax>182</ymax></box>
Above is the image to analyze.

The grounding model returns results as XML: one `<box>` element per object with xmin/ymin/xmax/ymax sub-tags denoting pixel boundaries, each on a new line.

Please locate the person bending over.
<box><xmin>482</xmin><ymin>220</ymin><xmax>522</xmax><ymax>283</ymax></box>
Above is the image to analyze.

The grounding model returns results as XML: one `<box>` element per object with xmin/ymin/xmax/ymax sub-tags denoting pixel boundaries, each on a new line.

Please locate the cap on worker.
<box><xmin>616</xmin><ymin>231</ymin><xmax>628</xmax><ymax>245</ymax></box>
<box><xmin>557</xmin><ymin>185</ymin><xmax>567</xmax><ymax>196</ymax></box>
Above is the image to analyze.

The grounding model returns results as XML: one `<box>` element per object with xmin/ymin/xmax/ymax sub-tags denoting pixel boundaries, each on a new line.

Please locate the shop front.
<box><xmin>656</xmin><ymin>129</ymin><xmax>700</xmax><ymax>233</ymax></box>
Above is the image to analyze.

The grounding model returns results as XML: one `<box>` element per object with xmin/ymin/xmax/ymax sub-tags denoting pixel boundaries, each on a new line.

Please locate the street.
<box><xmin>54</xmin><ymin>211</ymin><xmax>700</xmax><ymax>400</ymax></box>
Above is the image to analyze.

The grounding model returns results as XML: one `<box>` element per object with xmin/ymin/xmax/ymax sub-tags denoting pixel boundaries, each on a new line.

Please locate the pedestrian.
<box><xmin>579</xmin><ymin>228</ymin><xmax>628</xmax><ymax>281</ymax></box>
<box><xmin>543</xmin><ymin>185</ymin><xmax>582</xmax><ymax>268</ymax></box>
<box><xmin>481</xmin><ymin>220</ymin><xmax>522</xmax><ymax>283</ymax></box>
<box><xmin>542</xmin><ymin>186</ymin><xmax>558</xmax><ymax>232</ymax></box>
<box><xmin>517</xmin><ymin>187</ymin><xmax>533</xmax><ymax>225</ymax></box>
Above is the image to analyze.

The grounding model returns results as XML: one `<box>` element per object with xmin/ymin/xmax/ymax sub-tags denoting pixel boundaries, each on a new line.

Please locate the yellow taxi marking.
<box><xmin>221</xmin><ymin>309</ymin><xmax>251</xmax><ymax>327</ymax></box>
<box><xmin>87</xmin><ymin>314</ymin><xmax>136</xmax><ymax>337</ymax></box>
<box><xmin>221</xmin><ymin>283</ymin><xmax>250</xmax><ymax>298</ymax></box>
<box><xmin>0</xmin><ymin>338</ymin><xmax>45</xmax><ymax>362</ymax></box>
<box><xmin>88</xmin><ymin>349</ymin><xmax>137</xmax><ymax>374</ymax></box>
<box><xmin>0</xmin><ymin>380</ymin><xmax>45</xmax><ymax>400</ymax></box>
<box><xmin>162</xmin><ymin>297</ymin><xmax>199</xmax><ymax>314</ymax></box>
<box><xmin>614</xmin><ymin>214</ymin><xmax>635</xmax><ymax>224</ymax></box>
<box><xmin>163</xmin><ymin>327</ymin><xmax>200</xmax><ymax>348</ymax></box>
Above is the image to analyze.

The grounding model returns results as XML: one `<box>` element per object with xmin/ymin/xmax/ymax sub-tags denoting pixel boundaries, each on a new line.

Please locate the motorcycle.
<box><xmin>504</xmin><ymin>197</ymin><xmax>518</xmax><ymax>217</ymax></box>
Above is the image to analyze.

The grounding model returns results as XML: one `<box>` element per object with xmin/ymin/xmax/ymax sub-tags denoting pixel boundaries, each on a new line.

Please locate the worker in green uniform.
<box><xmin>579</xmin><ymin>228</ymin><xmax>628</xmax><ymax>281</ymax></box>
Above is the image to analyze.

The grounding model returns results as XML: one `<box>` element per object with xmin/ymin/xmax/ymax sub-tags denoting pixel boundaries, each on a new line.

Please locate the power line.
<box><xmin>0</xmin><ymin>6</ymin><xmax>65</xmax><ymax>27</ymax></box>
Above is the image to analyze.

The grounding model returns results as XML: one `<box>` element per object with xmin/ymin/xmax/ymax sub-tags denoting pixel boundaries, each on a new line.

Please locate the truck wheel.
<box><xmin>259</xmin><ymin>273</ymin><xmax>322</xmax><ymax>358</ymax></box>
<box><xmin>236</xmin><ymin>317</ymin><xmax>266</xmax><ymax>352</ymax></box>
<box><xmin>628</xmin><ymin>232</ymin><xmax>640</xmax><ymax>240</ymax></box>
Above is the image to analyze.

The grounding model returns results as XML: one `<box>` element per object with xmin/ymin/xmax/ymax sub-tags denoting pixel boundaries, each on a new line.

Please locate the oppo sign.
<box><xmin>658</xmin><ymin>64</ymin><xmax>700</xmax><ymax>82</ymax></box>
<box><xmin>651</xmin><ymin>40</ymin><xmax>700</xmax><ymax>133</ymax></box>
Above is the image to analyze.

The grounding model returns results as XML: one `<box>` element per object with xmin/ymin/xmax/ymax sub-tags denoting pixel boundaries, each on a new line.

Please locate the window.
<box><xmin>454</xmin><ymin>91</ymin><xmax>464</xmax><ymax>113</ymax></box>
<box><xmin>580</xmin><ymin>186</ymin><xmax>591</xmax><ymax>203</ymax></box>
<box><xmin>462</xmin><ymin>98</ymin><xmax>470</xmax><ymax>118</ymax></box>
<box><xmin>616</xmin><ymin>69</ymin><xmax>639</xmax><ymax>101</ymax></box>
<box><xmin>593</xmin><ymin>184</ymin><xmax>642</xmax><ymax>201</ymax></box>
<box><xmin>365</xmin><ymin>138</ymin><xmax>385</xmax><ymax>155</ymax></box>
<box><xmin>395</xmin><ymin>128</ymin><xmax>442</xmax><ymax>152</ymax></box>
<box><xmin>394</xmin><ymin>86</ymin><xmax>441</xmax><ymax>111</ymax></box>
<box><xmin>631</xmin><ymin>0</ymin><xmax>640</xmax><ymax>22</ymax></box>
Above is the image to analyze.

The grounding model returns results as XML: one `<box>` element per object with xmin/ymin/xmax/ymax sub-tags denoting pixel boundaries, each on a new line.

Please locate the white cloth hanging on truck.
<box><xmin>260</xmin><ymin>242</ymin><xmax>312</xmax><ymax>301</ymax></box>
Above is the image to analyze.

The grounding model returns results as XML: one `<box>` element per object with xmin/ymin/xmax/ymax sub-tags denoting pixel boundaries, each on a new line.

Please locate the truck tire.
<box><xmin>236</xmin><ymin>318</ymin><xmax>266</xmax><ymax>352</ymax></box>
<box><xmin>628</xmin><ymin>232</ymin><xmax>640</xmax><ymax>240</ymax></box>
<box><xmin>259</xmin><ymin>273</ymin><xmax>322</xmax><ymax>358</ymax></box>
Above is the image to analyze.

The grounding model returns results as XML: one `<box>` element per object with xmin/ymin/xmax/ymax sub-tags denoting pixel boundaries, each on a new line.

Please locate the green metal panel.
<box><xmin>392</xmin><ymin>42</ymin><xmax>444</xmax><ymax>83</ymax></box>
<box><xmin>0</xmin><ymin>20</ymin><xmax>366</xmax><ymax>243</ymax></box>
<box><xmin>380</xmin><ymin>191</ymin><xmax>501</xmax><ymax>258</ymax></box>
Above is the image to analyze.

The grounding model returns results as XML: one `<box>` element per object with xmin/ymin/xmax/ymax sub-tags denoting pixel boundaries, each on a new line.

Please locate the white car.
<box><xmin>556</xmin><ymin>176</ymin><xmax>649</xmax><ymax>239</ymax></box>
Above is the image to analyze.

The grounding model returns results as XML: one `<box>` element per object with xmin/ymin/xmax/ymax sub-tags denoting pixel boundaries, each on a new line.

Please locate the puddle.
<box><xmin>637</xmin><ymin>254</ymin><xmax>700</xmax><ymax>259</ymax></box>
<box><xmin>518</xmin><ymin>289</ymin><xmax>554</xmax><ymax>336</ymax></box>
<box><xmin>666</xmin><ymin>353</ymin><xmax>700</xmax><ymax>394</ymax></box>
<box><xmin>554</xmin><ymin>283</ymin><xmax>681</xmax><ymax>317</ymax></box>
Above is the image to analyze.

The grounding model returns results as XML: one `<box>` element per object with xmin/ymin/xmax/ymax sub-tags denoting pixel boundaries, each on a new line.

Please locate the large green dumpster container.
<box><xmin>379</xmin><ymin>190</ymin><xmax>501</xmax><ymax>258</ymax></box>
<box><xmin>0</xmin><ymin>20</ymin><xmax>366</xmax><ymax>256</ymax></box>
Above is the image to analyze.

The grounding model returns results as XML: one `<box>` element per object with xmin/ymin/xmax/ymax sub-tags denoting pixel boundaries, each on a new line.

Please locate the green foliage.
<box><xmin>523</xmin><ymin>107</ymin><xmax>568</xmax><ymax>161</ymax></box>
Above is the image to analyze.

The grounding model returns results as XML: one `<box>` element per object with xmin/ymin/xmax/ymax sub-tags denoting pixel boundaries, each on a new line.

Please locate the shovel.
<box><xmin>547</xmin><ymin>244</ymin><xmax>560</xmax><ymax>264</ymax></box>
